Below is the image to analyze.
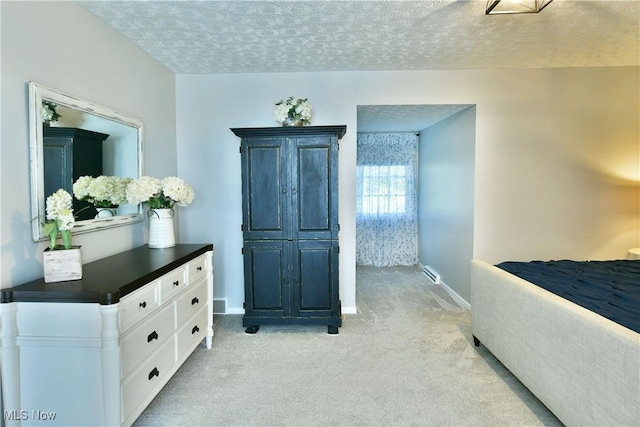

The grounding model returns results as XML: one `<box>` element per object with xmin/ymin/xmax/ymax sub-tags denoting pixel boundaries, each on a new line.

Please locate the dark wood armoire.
<box><xmin>231</xmin><ymin>125</ymin><xmax>346</xmax><ymax>334</ymax></box>
<box><xmin>43</xmin><ymin>127</ymin><xmax>109</xmax><ymax>220</ymax></box>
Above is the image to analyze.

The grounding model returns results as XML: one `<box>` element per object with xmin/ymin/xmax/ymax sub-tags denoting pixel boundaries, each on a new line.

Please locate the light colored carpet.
<box><xmin>133</xmin><ymin>265</ymin><xmax>562</xmax><ymax>427</ymax></box>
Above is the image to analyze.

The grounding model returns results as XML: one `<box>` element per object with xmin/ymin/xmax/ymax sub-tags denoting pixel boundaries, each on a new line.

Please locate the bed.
<box><xmin>470</xmin><ymin>259</ymin><xmax>640</xmax><ymax>427</ymax></box>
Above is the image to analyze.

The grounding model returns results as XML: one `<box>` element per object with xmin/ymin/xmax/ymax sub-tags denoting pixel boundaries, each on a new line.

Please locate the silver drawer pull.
<box><xmin>148</xmin><ymin>367</ymin><xmax>159</xmax><ymax>380</ymax></box>
<box><xmin>191</xmin><ymin>325</ymin><xmax>200</xmax><ymax>335</ymax></box>
<box><xmin>191</xmin><ymin>297</ymin><xmax>199</xmax><ymax>305</ymax></box>
<box><xmin>147</xmin><ymin>331</ymin><xmax>159</xmax><ymax>342</ymax></box>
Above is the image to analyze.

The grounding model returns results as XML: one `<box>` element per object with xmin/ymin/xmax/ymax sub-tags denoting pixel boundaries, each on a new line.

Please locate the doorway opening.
<box><xmin>355</xmin><ymin>104</ymin><xmax>476</xmax><ymax>307</ymax></box>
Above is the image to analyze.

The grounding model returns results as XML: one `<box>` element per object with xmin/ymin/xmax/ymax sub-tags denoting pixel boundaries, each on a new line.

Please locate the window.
<box><xmin>356</xmin><ymin>132</ymin><xmax>418</xmax><ymax>266</ymax></box>
<box><xmin>357</xmin><ymin>165</ymin><xmax>407</xmax><ymax>215</ymax></box>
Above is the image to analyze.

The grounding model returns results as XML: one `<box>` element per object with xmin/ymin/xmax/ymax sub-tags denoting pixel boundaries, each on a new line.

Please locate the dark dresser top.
<box><xmin>1</xmin><ymin>244</ymin><xmax>213</xmax><ymax>305</ymax></box>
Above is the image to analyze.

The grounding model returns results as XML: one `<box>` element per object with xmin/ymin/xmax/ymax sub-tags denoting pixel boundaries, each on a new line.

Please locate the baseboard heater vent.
<box><xmin>423</xmin><ymin>265</ymin><xmax>441</xmax><ymax>284</ymax></box>
<box><xmin>213</xmin><ymin>299</ymin><xmax>227</xmax><ymax>314</ymax></box>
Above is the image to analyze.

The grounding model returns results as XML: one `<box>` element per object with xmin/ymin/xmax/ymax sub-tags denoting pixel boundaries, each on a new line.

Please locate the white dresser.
<box><xmin>0</xmin><ymin>244</ymin><xmax>214</xmax><ymax>427</ymax></box>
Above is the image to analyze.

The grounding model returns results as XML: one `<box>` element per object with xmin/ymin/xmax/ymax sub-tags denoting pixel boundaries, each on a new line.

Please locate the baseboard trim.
<box><xmin>213</xmin><ymin>298</ymin><xmax>227</xmax><ymax>314</ymax></box>
<box><xmin>439</xmin><ymin>280</ymin><xmax>471</xmax><ymax>311</ymax></box>
<box><xmin>342</xmin><ymin>306</ymin><xmax>357</xmax><ymax>314</ymax></box>
<box><xmin>419</xmin><ymin>263</ymin><xmax>470</xmax><ymax>311</ymax></box>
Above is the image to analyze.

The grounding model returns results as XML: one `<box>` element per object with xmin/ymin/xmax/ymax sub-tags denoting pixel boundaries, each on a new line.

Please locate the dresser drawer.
<box><xmin>175</xmin><ymin>278</ymin><xmax>207</xmax><ymax>325</ymax></box>
<box><xmin>160</xmin><ymin>265</ymin><xmax>187</xmax><ymax>303</ymax></box>
<box><xmin>122</xmin><ymin>337</ymin><xmax>175</xmax><ymax>422</ymax></box>
<box><xmin>188</xmin><ymin>254</ymin><xmax>208</xmax><ymax>284</ymax></box>
<box><xmin>119</xmin><ymin>281</ymin><xmax>159</xmax><ymax>332</ymax></box>
<box><xmin>121</xmin><ymin>303</ymin><xmax>175</xmax><ymax>379</ymax></box>
<box><xmin>176</xmin><ymin>307</ymin><xmax>208</xmax><ymax>358</ymax></box>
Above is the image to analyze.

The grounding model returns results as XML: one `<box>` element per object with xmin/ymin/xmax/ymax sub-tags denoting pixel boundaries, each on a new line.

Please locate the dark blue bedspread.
<box><xmin>496</xmin><ymin>260</ymin><xmax>640</xmax><ymax>334</ymax></box>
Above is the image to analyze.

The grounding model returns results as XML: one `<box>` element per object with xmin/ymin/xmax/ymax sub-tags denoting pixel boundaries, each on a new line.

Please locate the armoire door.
<box><xmin>291</xmin><ymin>136</ymin><xmax>339</xmax><ymax>241</ymax></box>
<box><xmin>241</xmin><ymin>134</ymin><xmax>339</xmax><ymax>241</ymax></box>
<box><xmin>243</xmin><ymin>239</ymin><xmax>340</xmax><ymax>323</ymax></box>
<box><xmin>240</xmin><ymin>136</ymin><xmax>289</xmax><ymax>240</ymax></box>
<box><xmin>242</xmin><ymin>240</ymin><xmax>290</xmax><ymax>320</ymax></box>
<box><xmin>292</xmin><ymin>239</ymin><xmax>340</xmax><ymax>321</ymax></box>
<box><xmin>43</xmin><ymin>138</ymin><xmax>73</xmax><ymax>199</ymax></box>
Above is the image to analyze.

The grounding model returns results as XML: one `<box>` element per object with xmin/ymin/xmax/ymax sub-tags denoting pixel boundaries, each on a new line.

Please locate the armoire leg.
<box><xmin>245</xmin><ymin>325</ymin><xmax>260</xmax><ymax>334</ymax></box>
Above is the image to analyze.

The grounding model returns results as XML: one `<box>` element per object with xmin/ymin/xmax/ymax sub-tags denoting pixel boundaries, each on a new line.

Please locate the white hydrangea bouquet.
<box><xmin>73</xmin><ymin>175</ymin><xmax>131</xmax><ymax>208</ymax></box>
<box><xmin>41</xmin><ymin>100</ymin><xmax>61</xmax><ymax>124</ymax></box>
<box><xmin>126</xmin><ymin>176</ymin><xmax>195</xmax><ymax>210</ymax></box>
<box><xmin>274</xmin><ymin>96</ymin><xmax>312</xmax><ymax>126</ymax></box>
<box><xmin>44</xmin><ymin>189</ymin><xmax>75</xmax><ymax>250</ymax></box>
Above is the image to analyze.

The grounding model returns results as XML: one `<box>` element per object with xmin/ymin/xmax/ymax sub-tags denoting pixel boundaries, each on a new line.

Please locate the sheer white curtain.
<box><xmin>356</xmin><ymin>133</ymin><xmax>419</xmax><ymax>266</ymax></box>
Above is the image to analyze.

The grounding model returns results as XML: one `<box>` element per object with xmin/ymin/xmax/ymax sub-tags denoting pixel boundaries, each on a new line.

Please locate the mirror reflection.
<box><xmin>29</xmin><ymin>82</ymin><xmax>144</xmax><ymax>241</ymax></box>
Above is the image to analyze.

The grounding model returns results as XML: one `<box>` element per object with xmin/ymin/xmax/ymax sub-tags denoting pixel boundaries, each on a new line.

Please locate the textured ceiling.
<box><xmin>76</xmin><ymin>0</ymin><xmax>639</xmax><ymax>132</ymax></box>
<box><xmin>357</xmin><ymin>105</ymin><xmax>473</xmax><ymax>132</ymax></box>
<box><xmin>78</xmin><ymin>0</ymin><xmax>639</xmax><ymax>74</ymax></box>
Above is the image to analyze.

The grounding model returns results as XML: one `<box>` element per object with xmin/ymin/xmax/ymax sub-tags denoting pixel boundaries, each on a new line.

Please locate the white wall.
<box><xmin>176</xmin><ymin>67</ymin><xmax>639</xmax><ymax>312</ymax></box>
<box><xmin>473</xmin><ymin>68</ymin><xmax>640</xmax><ymax>263</ymax></box>
<box><xmin>1</xmin><ymin>1</ymin><xmax>176</xmax><ymax>289</ymax></box>
<box><xmin>418</xmin><ymin>107</ymin><xmax>476</xmax><ymax>303</ymax></box>
<box><xmin>175</xmin><ymin>73</ymin><xmax>359</xmax><ymax>313</ymax></box>
<box><xmin>3</xmin><ymin>2</ymin><xmax>636</xmax><ymax>307</ymax></box>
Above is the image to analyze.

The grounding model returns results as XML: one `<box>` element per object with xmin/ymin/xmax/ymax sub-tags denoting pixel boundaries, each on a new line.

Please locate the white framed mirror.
<box><xmin>29</xmin><ymin>81</ymin><xmax>144</xmax><ymax>241</ymax></box>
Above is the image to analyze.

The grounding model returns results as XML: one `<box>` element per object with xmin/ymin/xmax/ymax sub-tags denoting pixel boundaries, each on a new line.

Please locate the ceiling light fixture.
<box><xmin>486</xmin><ymin>0</ymin><xmax>554</xmax><ymax>15</ymax></box>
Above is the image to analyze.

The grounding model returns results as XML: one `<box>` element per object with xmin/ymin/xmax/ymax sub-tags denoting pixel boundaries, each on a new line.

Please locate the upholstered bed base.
<box><xmin>470</xmin><ymin>260</ymin><xmax>640</xmax><ymax>426</ymax></box>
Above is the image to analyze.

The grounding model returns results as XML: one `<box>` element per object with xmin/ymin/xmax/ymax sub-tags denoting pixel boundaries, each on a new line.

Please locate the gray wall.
<box><xmin>418</xmin><ymin>107</ymin><xmax>476</xmax><ymax>303</ymax></box>
<box><xmin>1</xmin><ymin>2</ymin><xmax>638</xmax><ymax>311</ymax></box>
<box><xmin>176</xmin><ymin>68</ymin><xmax>638</xmax><ymax>313</ymax></box>
<box><xmin>1</xmin><ymin>1</ymin><xmax>176</xmax><ymax>288</ymax></box>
